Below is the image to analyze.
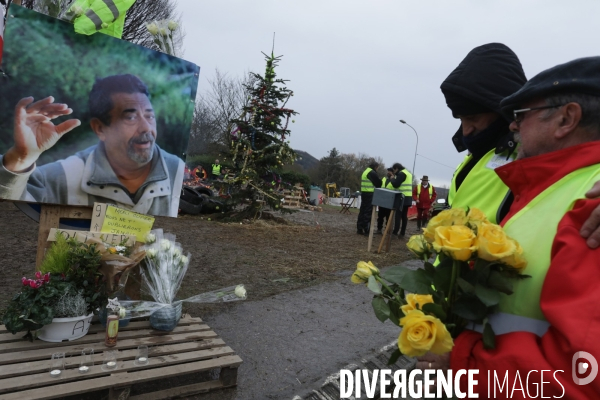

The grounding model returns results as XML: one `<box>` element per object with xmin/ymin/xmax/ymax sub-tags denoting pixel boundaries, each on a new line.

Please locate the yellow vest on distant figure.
<box><xmin>361</xmin><ymin>168</ymin><xmax>376</xmax><ymax>192</ymax></box>
<box><xmin>399</xmin><ymin>169</ymin><xmax>413</xmax><ymax>198</ymax></box>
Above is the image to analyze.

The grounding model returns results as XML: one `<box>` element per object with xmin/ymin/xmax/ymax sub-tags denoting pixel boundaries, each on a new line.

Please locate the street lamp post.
<box><xmin>399</xmin><ymin>119</ymin><xmax>419</xmax><ymax>178</ymax></box>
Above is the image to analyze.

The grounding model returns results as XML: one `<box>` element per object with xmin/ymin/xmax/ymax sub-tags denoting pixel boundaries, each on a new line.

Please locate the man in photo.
<box><xmin>0</xmin><ymin>74</ymin><xmax>184</xmax><ymax>217</ymax></box>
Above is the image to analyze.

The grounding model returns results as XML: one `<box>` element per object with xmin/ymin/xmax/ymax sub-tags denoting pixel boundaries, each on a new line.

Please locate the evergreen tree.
<box><xmin>224</xmin><ymin>50</ymin><xmax>298</xmax><ymax>219</ymax></box>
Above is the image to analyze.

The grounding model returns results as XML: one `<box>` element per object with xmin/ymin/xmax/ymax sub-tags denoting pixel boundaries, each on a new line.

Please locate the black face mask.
<box><xmin>459</xmin><ymin>117</ymin><xmax>510</xmax><ymax>158</ymax></box>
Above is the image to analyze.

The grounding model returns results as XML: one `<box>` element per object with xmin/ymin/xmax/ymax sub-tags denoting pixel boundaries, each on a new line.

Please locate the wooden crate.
<box><xmin>0</xmin><ymin>315</ymin><xmax>242</xmax><ymax>400</ymax></box>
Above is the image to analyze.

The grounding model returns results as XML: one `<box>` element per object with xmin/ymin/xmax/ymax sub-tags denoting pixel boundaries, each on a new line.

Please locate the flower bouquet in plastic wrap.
<box><xmin>119</xmin><ymin>230</ymin><xmax>247</xmax><ymax>331</ymax></box>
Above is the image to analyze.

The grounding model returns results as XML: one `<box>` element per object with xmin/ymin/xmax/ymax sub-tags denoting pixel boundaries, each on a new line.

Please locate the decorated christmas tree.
<box><xmin>223</xmin><ymin>50</ymin><xmax>298</xmax><ymax>220</ymax></box>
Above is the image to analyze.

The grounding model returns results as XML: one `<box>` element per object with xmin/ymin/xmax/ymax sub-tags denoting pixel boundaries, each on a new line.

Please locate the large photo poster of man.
<box><xmin>0</xmin><ymin>5</ymin><xmax>199</xmax><ymax>217</ymax></box>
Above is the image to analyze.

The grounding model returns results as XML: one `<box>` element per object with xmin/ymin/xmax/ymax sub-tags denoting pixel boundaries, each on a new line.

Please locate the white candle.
<box><xmin>138</xmin><ymin>357</ymin><xmax>147</xmax><ymax>363</ymax></box>
<box><xmin>79</xmin><ymin>366</ymin><xmax>89</xmax><ymax>373</ymax></box>
<box><xmin>50</xmin><ymin>369</ymin><xmax>61</xmax><ymax>376</ymax></box>
<box><xmin>106</xmin><ymin>361</ymin><xmax>116</xmax><ymax>367</ymax></box>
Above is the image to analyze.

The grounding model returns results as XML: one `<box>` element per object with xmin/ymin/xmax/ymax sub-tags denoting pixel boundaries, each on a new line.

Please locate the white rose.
<box><xmin>160</xmin><ymin>239</ymin><xmax>171</xmax><ymax>251</ymax></box>
<box><xmin>145</xmin><ymin>233</ymin><xmax>156</xmax><ymax>244</ymax></box>
<box><xmin>168</xmin><ymin>20</ymin><xmax>178</xmax><ymax>31</ymax></box>
<box><xmin>234</xmin><ymin>285</ymin><xmax>247</xmax><ymax>299</ymax></box>
<box><xmin>147</xmin><ymin>248</ymin><xmax>157</xmax><ymax>258</ymax></box>
<box><xmin>146</xmin><ymin>22</ymin><xmax>158</xmax><ymax>35</ymax></box>
<box><xmin>118</xmin><ymin>308</ymin><xmax>127</xmax><ymax>319</ymax></box>
<box><xmin>180</xmin><ymin>255</ymin><xmax>189</xmax><ymax>265</ymax></box>
<box><xmin>172</xmin><ymin>247</ymin><xmax>182</xmax><ymax>257</ymax></box>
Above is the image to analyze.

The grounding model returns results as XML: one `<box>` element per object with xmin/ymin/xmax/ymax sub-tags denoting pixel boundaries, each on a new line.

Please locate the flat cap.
<box><xmin>501</xmin><ymin>56</ymin><xmax>600</xmax><ymax>114</ymax></box>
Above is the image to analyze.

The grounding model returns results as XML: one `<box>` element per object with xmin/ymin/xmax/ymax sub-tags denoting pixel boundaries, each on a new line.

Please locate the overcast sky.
<box><xmin>177</xmin><ymin>0</ymin><xmax>600</xmax><ymax>187</ymax></box>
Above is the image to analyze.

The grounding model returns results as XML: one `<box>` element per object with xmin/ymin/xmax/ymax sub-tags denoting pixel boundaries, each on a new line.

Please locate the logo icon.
<box><xmin>572</xmin><ymin>351</ymin><xmax>598</xmax><ymax>385</ymax></box>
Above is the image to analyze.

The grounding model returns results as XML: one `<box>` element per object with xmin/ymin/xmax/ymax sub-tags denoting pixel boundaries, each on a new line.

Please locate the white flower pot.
<box><xmin>37</xmin><ymin>313</ymin><xmax>94</xmax><ymax>343</ymax></box>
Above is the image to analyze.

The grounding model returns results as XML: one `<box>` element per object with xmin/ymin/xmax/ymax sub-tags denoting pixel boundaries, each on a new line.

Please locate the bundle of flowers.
<box><xmin>352</xmin><ymin>207</ymin><xmax>529</xmax><ymax>361</ymax></box>
<box><xmin>140</xmin><ymin>231</ymin><xmax>189</xmax><ymax>305</ymax></box>
<box><xmin>86</xmin><ymin>236</ymin><xmax>146</xmax><ymax>295</ymax></box>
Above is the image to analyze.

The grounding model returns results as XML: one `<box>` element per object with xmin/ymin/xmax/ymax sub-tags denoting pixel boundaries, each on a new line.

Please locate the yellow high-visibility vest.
<box><xmin>361</xmin><ymin>168</ymin><xmax>376</xmax><ymax>192</ymax></box>
<box><xmin>71</xmin><ymin>0</ymin><xmax>137</xmax><ymax>38</ymax></box>
<box><xmin>449</xmin><ymin>148</ymin><xmax>516</xmax><ymax>224</ymax></box>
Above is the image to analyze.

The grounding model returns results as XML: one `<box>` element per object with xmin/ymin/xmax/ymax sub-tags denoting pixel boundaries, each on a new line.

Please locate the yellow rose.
<box><xmin>398</xmin><ymin>310</ymin><xmax>454</xmax><ymax>357</ymax></box>
<box><xmin>476</xmin><ymin>223</ymin><xmax>516</xmax><ymax>261</ymax></box>
<box><xmin>467</xmin><ymin>207</ymin><xmax>489</xmax><ymax>229</ymax></box>
<box><xmin>406</xmin><ymin>235</ymin><xmax>431</xmax><ymax>260</ymax></box>
<box><xmin>108</xmin><ymin>247</ymin><xmax>117</xmax><ymax>254</ymax></box>
<box><xmin>423</xmin><ymin>208</ymin><xmax>468</xmax><ymax>242</ymax></box>
<box><xmin>351</xmin><ymin>261</ymin><xmax>379</xmax><ymax>284</ymax></box>
<box><xmin>401</xmin><ymin>294</ymin><xmax>434</xmax><ymax>315</ymax></box>
<box><xmin>432</xmin><ymin>225</ymin><xmax>477</xmax><ymax>261</ymax></box>
<box><xmin>500</xmin><ymin>239</ymin><xmax>528</xmax><ymax>271</ymax></box>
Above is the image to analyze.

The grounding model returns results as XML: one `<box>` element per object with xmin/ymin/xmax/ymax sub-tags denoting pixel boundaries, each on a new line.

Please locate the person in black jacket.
<box><xmin>357</xmin><ymin>160</ymin><xmax>382</xmax><ymax>235</ymax></box>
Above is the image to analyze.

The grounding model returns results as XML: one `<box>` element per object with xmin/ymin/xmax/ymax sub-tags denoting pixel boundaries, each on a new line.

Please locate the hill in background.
<box><xmin>294</xmin><ymin>150</ymin><xmax>319</xmax><ymax>171</ymax></box>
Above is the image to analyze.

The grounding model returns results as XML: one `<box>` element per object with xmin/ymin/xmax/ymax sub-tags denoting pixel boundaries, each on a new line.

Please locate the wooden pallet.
<box><xmin>0</xmin><ymin>315</ymin><xmax>242</xmax><ymax>400</ymax></box>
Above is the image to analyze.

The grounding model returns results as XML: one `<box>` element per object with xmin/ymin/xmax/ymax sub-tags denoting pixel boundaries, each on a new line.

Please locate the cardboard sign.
<box><xmin>47</xmin><ymin>229</ymin><xmax>136</xmax><ymax>246</ymax></box>
<box><xmin>100</xmin><ymin>205</ymin><xmax>155</xmax><ymax>242</ymax></box>
<box><xmin>90</xmin><ymin>202</ymin><xmax>109</xmax><ymax>232</ymax></box>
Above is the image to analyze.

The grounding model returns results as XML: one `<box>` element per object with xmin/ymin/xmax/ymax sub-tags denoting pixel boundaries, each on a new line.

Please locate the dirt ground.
<box><xmin>0</xmin><ymin>201</ymin><xmax>416</xmax><ymax>317</ymax></box>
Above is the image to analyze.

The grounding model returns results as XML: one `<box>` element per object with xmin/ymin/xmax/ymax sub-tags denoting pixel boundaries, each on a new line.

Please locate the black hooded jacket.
<box><xmin>441</xmin><ymin>43</ymin><xmax>527</xmax><ymax>154</ymax></box>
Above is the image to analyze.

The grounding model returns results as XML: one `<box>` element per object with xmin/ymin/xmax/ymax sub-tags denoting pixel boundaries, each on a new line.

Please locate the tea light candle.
<box><xmin>138</xmin><ymin>357</ymin><xmax>147</xmax><ymax>363</ymax></box>
<box><xmin>106</xmin><ymin>361</ymin><xmax>116</xmax><ymax>368</ymax></box>
<box><xmin>79</xmin><ymin>366</ymin><xmax>89</xmax><ymax>373</ymax></box>
<box><xmin>50</xmin><ymin>369</ymin><xmax>61</xmax><ymax>376</ymax></box>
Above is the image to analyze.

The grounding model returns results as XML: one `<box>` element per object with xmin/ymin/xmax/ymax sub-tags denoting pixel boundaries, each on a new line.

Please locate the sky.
<box><xmin>176</xmin><ymin>0</ymin><xmax>600</xmax><ymax>187</ymax></box>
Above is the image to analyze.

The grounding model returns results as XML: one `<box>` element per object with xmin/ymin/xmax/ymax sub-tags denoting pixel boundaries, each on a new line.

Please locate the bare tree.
<box><xmin>187</xmin><ymin>69</ymin><xmax>255</xmax><ymax>156</ymax></box>
<box><xmin>122</xmin><ymin>0</ymin><xmax>185</xmax><ymax>55</ymax></box>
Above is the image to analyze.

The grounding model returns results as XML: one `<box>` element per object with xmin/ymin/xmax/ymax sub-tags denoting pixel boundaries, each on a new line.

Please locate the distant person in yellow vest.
<box><xmin>431</xmin><ymin>56</ymin><xmax>600</xmax><ymax>398</ymax></box>
<box><xmin>211</xmin><ymin>159</ymin><xmax>222</xmax><ymax>180</ymax></box>
<box><xmin>412</xmin><ymin>175</ymin><xmax>436</xmax><ymax>230</ymax></box>
<box><xmin>357</xmin><ymin>160</ymin><xmax>382</xmax><ymax>236</ymax></box>
<box><xmin>388</xmin><ymin>162</ymin><xmax>413</xmax><ymax>238</ymax></box>
<box><xmin>376</xmin><ymin>168</ymin><xmax>395</xmax><ymax>234</ymax></box>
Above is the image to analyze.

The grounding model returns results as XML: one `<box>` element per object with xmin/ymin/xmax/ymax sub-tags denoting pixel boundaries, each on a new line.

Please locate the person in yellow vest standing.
<box><xmin>376</xmin><ymin>168</ymin><xmax>395</xmax><ymax>234</ymax></box>
<box><xmin>211</xmin><ymin>159</ymin><xmax>222</xmax><ymax>180</ymax></box>
<box><xmin>412</xmin><ymin>175</ymin><xmax>436</xmax><ymax>230</ymax></box>
<box><xmin>388</xmin><ymin>162</ymin><xmax>413</xmax><ymax>238</ymax></box>
<box><xmin>441</xmin><ymin>43</ymin><xmax>526</xmax><ymax>225</ymax></box>
<box><xmin>356</xmin><ymin>160</ymin><xmax>382</xmax><ymax>236</ymax></box>
<box><xmin>428</xmin><ymin>57</ymin><xmax>600</xmax><ymax>397</ymax></box>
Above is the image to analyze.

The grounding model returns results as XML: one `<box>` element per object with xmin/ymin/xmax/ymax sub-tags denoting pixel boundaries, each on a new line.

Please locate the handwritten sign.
<box><xmin>47</xmin><ymin>229</ymin><xmax>136</xmax><ymax>246</ymax></box>
<box><xmin>100</xmin><ymin>205</ymin><xmax>155</xmax><ymax>242</ymax></box>
<box><xmin>90</xmin><ymin>203</ymin><xmax>109</xmax><ymax>232</ymax></box>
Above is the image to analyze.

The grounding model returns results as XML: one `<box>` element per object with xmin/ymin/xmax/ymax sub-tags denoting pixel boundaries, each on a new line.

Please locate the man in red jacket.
<box><xmin>412</xmin><ymin>175</ymin><xmax>437</xmax><ymax>230</ymax></box>
<box><xmin>422</xmin><ymin>56</ymin><xmax>600</xmax><ymax>399</ymax></box>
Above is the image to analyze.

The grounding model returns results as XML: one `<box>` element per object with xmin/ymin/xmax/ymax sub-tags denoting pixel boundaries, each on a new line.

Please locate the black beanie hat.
<box><xmin>442</xmin><ymin>89</ymin><xmax>493</xmax><ymax>117</ymax></box>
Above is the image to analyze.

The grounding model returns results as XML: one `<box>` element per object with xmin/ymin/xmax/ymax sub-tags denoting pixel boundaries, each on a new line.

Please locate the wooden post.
<box><xmin>367</xmin><ymin>207</ymin><xmax>377</xmax><ymax>252</ymax></box>
<box><xmin>377</xmin><ymin>210</ymin><xmax>395</xmax><ymax>254</ymax></box>
<box><xmin>35</xmin><ymin>204</ymin><xmax>93</xmax><ymax>269</ymax></box>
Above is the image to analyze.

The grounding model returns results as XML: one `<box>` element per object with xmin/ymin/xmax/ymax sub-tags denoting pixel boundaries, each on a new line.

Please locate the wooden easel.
<box><xmin>367</xmin><ymin>207</ymin><xmax>396</xmax><ymax>253</ymax></box>
<box><xmin>35</xmin><ymin>204</ymin><xmax>93</xmax><ymax>269</ymax></box>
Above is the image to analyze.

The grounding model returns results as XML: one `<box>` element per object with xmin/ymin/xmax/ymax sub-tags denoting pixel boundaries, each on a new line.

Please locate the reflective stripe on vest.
<box><xmin>72</xmin><ymin>0</ymin><xmax>136</xmax><ymax>38</ymax></box>
<box><xmin>467</xmin><ymin>313</ymin><xmax>550</xmax><ymax>337</ymax></box>
<box><xmin>361</xmin><ymin>168</ymin><xmax>375</xmax><ymax>192</ymax></box>
<box><xmin>448</xmin><ymin>148</ymin><xmax>516</xmax><ymax>224</ymax></box>
<box><xmin>417</xmin><ymin>184</ymin><xmax>433</xmax><ymax>196</ymax></box>
<box><xmin>212</xmin><ymin>164</ymin><xmax>222</xmax><ymax>175</ymax></box>
<box><xmin>470</xmin><ymin>164</ymin><xmax>600</xmax><ymax>337</ymax></box>
<box><xmin>399</xmin><ymin>169</ymin><xmax>412</xmax><ymax>197</ymax></box>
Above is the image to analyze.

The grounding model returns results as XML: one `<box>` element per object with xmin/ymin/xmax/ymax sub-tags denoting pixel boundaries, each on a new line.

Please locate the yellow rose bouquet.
<box><xmin>352</xmin><ymin>207</ymin><xmax>529</xmax><ymax>363</ymax></box>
